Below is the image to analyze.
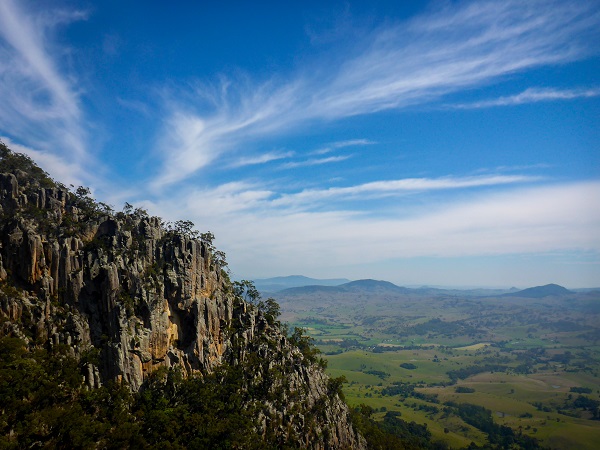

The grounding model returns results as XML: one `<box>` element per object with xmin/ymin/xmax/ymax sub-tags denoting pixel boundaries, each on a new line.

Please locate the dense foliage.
<box><xmin>443</xmin><ymin>402</ymin><xmax>543</xmax><ymax>449</ymax></box>
<box><xmin>0</xmin><ymin>335</ymin><xmax>270</xmax><ymax>449</ymax></box>
<box><xmin>350</xmin><ymin>405</ymin><xmax>444</xmax><ymax>450</ymax></box>
<box><xmin>0</xmin><ymin>331</ymin><xmax>445</xmax><ymax>449</ymax></box>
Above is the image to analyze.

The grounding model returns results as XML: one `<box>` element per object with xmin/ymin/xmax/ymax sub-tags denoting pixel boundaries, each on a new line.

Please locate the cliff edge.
<box><xmin>0</xmin><ymin>143</ymin><xmax>365</xmax><ymax>449</ymax></box>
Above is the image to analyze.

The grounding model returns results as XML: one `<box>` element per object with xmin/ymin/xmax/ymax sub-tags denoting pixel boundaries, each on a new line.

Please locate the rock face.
<box><xmin>0</xmin><ymin>147</ymin><xmax>365</xmax><ymax>449</ymax></box>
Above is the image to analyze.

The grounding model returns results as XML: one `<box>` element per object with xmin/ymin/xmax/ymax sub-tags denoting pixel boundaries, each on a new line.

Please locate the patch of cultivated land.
<box><xmin>278</xmin><ymin>288</ymin><xmax>600</xmax><ymax>449</ymax></box>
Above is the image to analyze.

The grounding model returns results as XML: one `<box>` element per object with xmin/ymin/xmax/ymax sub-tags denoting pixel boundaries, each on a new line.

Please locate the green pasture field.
<box><xmin>280</xmin><ymin>290</ymin><xmax>600</xmax><ymax>449</ymax></box>
<box><xmin>323</xmin><ymin>346</ymin><xmax>600</xmax><ymax>448</ymax></box>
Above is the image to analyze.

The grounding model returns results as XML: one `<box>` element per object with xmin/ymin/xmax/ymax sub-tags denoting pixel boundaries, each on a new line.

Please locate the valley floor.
<box><xmin>278</xmin><ymin>289</ymin><xmax>600</xmax><ymax>449</ymax></box>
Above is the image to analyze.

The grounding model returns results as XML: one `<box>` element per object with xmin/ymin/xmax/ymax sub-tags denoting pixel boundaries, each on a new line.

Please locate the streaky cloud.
<box><xmin>146</xmin><ymin>181</ymin><xmax>600</xmax><ymax>276</ymax></box>
<box><xmin>310</xmin><ymin>139</ymin><xmax>374</xmax><ymax>155</ymax></box>
<box><xmin>155</xmin><ymin>0</ymin><xmax>600</xmax><ymax>187</ymax></box>
<box><xmin>280</xmin><ymin>155</ymin><xmax>352</xmax><ymax>169</ymax></box>
<box><xmin>451</xmin><ymin>87</ymin><xmax>600</xmax><ymax>109</ymax></box>
<box><xmin>150</xmin><ymin>173</ymin><xmax>541</xmax><ymax>214</ymax></box>
<box><xmin>229</xmin><ymin>150</ymin><xmax>295</xmax><ymax>168</ymax></box>
<box><xmin>273</xmin><ymin>174</ymin><xmax>541</xmax><ymax>207</ymax></box>
<box><xmin>331</xmin><ymin>139</ymin><xmax>375</xmax><ymax>149</ymax></box>
<box><xmin>0</xmin><ymin>0</ymin><xmax>88</xmax><ymax>159</ymax></box>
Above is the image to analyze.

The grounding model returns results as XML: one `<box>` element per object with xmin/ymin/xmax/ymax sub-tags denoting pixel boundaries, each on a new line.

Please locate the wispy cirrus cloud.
<box><xmin>272</xmin><ymin>174</ymin><xmax>540</xmax><ymax>207</ymax></box>
<box><xmin>280</xmin><ymin>155</ymin><xmax>352</xmax><ymax>169</ymax></box>
<box><xmin>147</xmin><ymin>173</ymin><xmax>541</xmax><ymax>216</ymax></box>
<box><xmin>0</xmin><ymin>0</ymin><xmax>88</xmax><ymax>160</ymax></box>
<box><xmin>229</xmin><ymin>150</ymin><xmax>295</xmax><ymax>168</ymax></box>
<box><xmin>154</xmin><ymin>80</ymin><xmax>304</xmax><ymax>187</ymax></box>
<box><xmin>475</xmin><ymin>164</ymin><xmax>552</xmax><ymax>174</ymax></box>
<box><xmin>155</xmin><ymin>0</ymin><xmax>600</xmax><ymax>187</ymax></box>
<box><xmin>146</xmin><ymin>180</ymin><xmax>600</xmax><ymax>278</ymax></box>
<box><xmin>451</xmin><ymin>87</ymin><xmax>600</xmax><ymax>109</ymax></box>
<box><xmin>225</xmin><ymin>139</ymin><xmax>370</xmax><ymax>170</ymax></box>
<box><xmin>311</xmin><ymin>139</ymin><xmax>375</xmax><ymax>155</ymax></box>
<box><xmin>331</xmin><ymin>139</ymin><xmax>373</xmax><ymax>148</ymax></box>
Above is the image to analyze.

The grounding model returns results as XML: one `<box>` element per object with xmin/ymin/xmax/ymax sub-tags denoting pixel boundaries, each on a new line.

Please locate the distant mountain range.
<box><xmin>278</xmin><ymin>279</ymin><xmax>412</xmax><ymax>296</ymax></box>
<box><xmin>259</xmin><ymin>277</ymin><xmax>574</xmax><ymax>299</ymax></box>
<box><xmin>500</xmin><ymin>283</ymin><xmax>573</xmax><ymax>298</ymax></box>
<box><xmin>253</xmin><ymin>275</ymin><xmax>350</xmax><ymax>293</ymax></box>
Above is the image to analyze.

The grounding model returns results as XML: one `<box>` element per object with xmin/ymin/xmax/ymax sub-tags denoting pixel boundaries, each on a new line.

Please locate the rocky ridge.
<box><xmin>0</xmin><ymin>144</ymin><xmax>365</xmax><ymax>449</ymax></box>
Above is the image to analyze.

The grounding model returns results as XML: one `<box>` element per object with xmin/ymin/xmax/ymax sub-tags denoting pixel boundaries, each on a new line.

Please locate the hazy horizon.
<box><xmin>249</xmin><ymin>274</ymin><xmax>598</xmax><ymax>291</ymax></box>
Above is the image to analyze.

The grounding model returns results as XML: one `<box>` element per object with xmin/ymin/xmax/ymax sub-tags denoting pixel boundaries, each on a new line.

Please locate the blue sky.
<box><xmin>0</xmin><ymin>0</ymin><xmax>599</xmax><ymax>288</ymax></box>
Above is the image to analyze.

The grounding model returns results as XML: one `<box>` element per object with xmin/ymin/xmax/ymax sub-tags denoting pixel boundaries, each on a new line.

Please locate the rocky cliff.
<box><xmin>0</xmin><ymin>144</ymin><xmax>365</xmax><ymax>449</ymax></box>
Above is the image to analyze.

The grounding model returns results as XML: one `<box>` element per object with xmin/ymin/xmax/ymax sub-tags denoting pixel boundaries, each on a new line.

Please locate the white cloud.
<box><xmin>229</xmin><ymin>150</ymin><xmax>295</xmax><ymax>168</ymax></box>
<box><xmin>211</xmin><ymin>181</ymin><xmax>600</xmax><ymax>277</ymax></box>
<box><xmin>142</xmin><ymin>179</ymin><xmax>599</xmax><ymax>284</ymax></box>
<box><xmin>155</xmin><ymin>0</ymin><xmax>600</xmax><ymax>187</ymax></box>
<box><xmin>143</xmin><ymin>181</ymin><xmax>274</xmax><ymax>221</ymax></box>
<box><xmin>311</xmin><ymin>139</ymin><xmax>375</xmax><ymax>155</ymax></box>
<box><xmin>475</xmin><ymin>164</ymin><xmax>552</xmax><ymax>174</ymax></box>
<box><xmin>272</xmin><ymin>174</ymin><xmax>540</xmax><ymax>207</ymax></box>
<box><xmin>451</xmin><ymin>87</ymin><xmax>600</xmax><ymax>109</ymax></box>
<box><xmin>280</xmin><ymin>155</ymin><xmax>352</xmax><ymax>169</ymax></box>
<box><xmin>155</xmin><ymin>114</ymin><xmax>219</xmax><ymax>187</ymax></box>
<box><xmin>331</xmin><ymin>139</ymin><xmax>374</xmax><ymax>149</ymax></box>
<box><xmin>152</xmin><ymin>79</ymin><xmax>304</xmax><ymax>187</ymax></box>
<box><xmin>149</xmin><ymin>174</ymin><xmax>537</xmax><ymax>217</ymax></box>
<box><xmin>0</xmin><ymin>1</ymin><xmax>88</xmax><ymax>159</ymax></box>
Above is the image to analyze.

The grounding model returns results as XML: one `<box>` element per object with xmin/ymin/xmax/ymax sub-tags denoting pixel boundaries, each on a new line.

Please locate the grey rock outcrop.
<box><xmin>0</xmin><ymin>148</ymin><xmax>365</xmax><ymax>449</ymax></box>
